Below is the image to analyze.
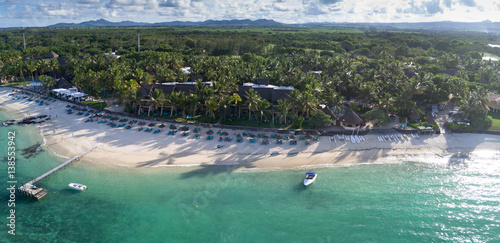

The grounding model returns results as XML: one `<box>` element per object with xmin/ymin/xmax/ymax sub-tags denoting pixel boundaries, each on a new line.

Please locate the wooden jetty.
<box><xmin>18</xmin><ymin>146</ymin><xmax>97</xmax><ymax>200</ymax></box>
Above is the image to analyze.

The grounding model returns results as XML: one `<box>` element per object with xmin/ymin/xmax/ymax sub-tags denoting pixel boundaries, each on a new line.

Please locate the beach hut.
<box><xmin>409</xmin><ymin>110</ymin><xmax>420</xmax><ymax>121</ymax></box>
<box><xmin>338</xmin><ymin>110</ymin><xmax>363</xmax><ymax>129</ymax></box>
<box><xmin>417</xmin><ymin>126</ymin><xmax>434</xmax><ymax>135</ymax></box>
<box><xmin>45</xmin><ymin>51</ymin><xmax>59</xmax><ymax>59</ymax></box>
<box><xmin>320</xmin><ymin>105</ymin><xmax>337</xmax><ymax>125</ymax></box>
<box><xmin>426</xmin><ymin>116</ymin><xmax>436</xmax><ymax>125</ymax></box>
<box><xmin>55</xmin><ymin>77</ymin><xmax>72</xmax><ymax>89</ymax></box>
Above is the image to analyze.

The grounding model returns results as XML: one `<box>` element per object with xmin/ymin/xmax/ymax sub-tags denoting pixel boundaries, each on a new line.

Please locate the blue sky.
<box><xmin>0</xmin><ymin>0</ymin><xmax>499</xmax><ymax>28</ymax></box>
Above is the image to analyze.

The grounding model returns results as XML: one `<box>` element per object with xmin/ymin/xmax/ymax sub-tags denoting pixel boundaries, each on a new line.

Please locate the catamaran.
<box><xmin>303</xmin><ymin>172</ymin><xmax>317</xmax><ymax>186</ymax></box>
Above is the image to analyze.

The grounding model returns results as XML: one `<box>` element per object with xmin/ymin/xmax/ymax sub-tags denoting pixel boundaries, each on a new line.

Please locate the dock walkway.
<box><xmin>18</xmin><ymin>146</ymin><xmax>97</xmax><ymax>200</ymax></box>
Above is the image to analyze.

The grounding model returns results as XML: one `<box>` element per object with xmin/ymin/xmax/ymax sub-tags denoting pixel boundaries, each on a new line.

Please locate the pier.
<box><xmin>18</xmin><ymin>146</ymin><xmax>97</xmax><ymax>200</ymax></box>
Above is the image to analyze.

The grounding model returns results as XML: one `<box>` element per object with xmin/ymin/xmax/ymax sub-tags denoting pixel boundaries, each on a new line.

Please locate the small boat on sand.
<box><xmin>68</xmin><ymin>183</ymin><xmax>87</xmax><ymax>191</ymax></box>
<box><xmin>303</xmin><ymin>172</ymin><xmax>317</xmax><ymax>186</ymax></box>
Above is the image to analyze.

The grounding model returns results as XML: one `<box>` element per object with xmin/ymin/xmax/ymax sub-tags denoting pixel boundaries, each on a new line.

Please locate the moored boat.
<box><xmin>68</xmin><ymin>183</ymin><xmax>87</xmax><ymax>191</ymax></box>
<box><xmin>303</xmin><ymin>172</ymin><xmax>317</xmax><ymax>186</ymax></box>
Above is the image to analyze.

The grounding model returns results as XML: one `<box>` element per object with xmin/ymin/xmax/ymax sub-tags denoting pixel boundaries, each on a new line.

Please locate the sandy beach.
<box><xmin>2</xmin><ymin>86</ymin><xmax>500</xmax><ymax>171</ymax></box>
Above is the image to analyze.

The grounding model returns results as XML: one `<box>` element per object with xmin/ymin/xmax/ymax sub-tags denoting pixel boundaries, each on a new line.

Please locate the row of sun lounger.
<box><xmin>377</xmin><ymin>134</ymin><xmax>419</xmax><ymax>142</ymax></box>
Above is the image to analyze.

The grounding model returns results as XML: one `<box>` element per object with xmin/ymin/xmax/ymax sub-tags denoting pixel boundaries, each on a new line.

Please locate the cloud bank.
<box><xmin>0</xmin><ymin>0</ymin><xmax>498</xmax><ymax>27</ymax></box>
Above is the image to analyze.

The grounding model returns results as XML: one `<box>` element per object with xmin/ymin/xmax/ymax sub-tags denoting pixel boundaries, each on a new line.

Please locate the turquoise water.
<box><xmin>1</xmin><ymin>109</ymin><xmax>500</xmax><ymax>242</ymax></box>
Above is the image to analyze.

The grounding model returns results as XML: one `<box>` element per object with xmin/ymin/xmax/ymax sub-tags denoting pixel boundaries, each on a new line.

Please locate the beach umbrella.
<box><xmin>138</xmin><ymin>121</ymin><xmax>145</xmax><ymax>126</ymax></box>
<box><xmin>180</xmin><ymin>126</ymin><xmax>189</xmax><ymax>131</ymax></box>
<box><xmin>66</xmin><ymin>105</ymin><xmax>71</xmax><ymax>108</ymax></box>
<box><xmin>148</xmin><ymin>123</ymin><xmax>155</xmax><ymax>127</ymax></box>
<box><xmin>206</xmin><ymin>130</ymin><xmax>214</xmax><ymax>135</ymax></box>
<box><xmin>305</xmin><ymin>134</ymin><xmax>313</xmax><ymax>139</ymax></box>
<box><xmin>170</xmin><ymin>125</ymin><xmax>177</xmax><ymax>130</ymax></box>
<box><xmin>249</xmin><ymin>134</ymin><xmax>256</xmax><ymax>138</ymax></box>
<box><xmin>129</xmin><ymin>121</ymin><xmax>135</xmax><ymax>124</ymax></box>
<box><xmin>159</xmin><ymin>124</ymin><xmax>165</xmax><ymax>128</ymax></box>
<box><xmin>262</xmin><ymin>134</ymin><xmax>269</xmax><ymax>139</ymax></box>
<box><xmin>221</xmin><ymin>131</ymin><xmax>228</xmax><ymax>136</ymax></box>
<box><xmin>236</xmin><ymin>134</ymin><xmax>242</xmax><ymax>138</ymax></box>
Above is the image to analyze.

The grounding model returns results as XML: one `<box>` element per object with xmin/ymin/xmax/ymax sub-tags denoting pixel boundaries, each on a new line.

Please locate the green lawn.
<box><xmin>82</xmin><ymin>101</ymin><xmax>107</xmax><ymax>109</ymax></box>
<box><xmin>0</xmin><ymin>81</ymin><xmax>31</xmax><ymax>86</ymax></box>
<box><xmin>481</xmin><ymin>52</ymin><xmax>500</xmax><ymax>60</ymax></box>
<box><xmin>487</xmin><ymin>112</ymin><xmax>500</xmax><ymax>132</ymax></box>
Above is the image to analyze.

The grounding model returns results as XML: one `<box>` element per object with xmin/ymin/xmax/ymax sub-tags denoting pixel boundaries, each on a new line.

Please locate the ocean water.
<box><xmin>1</xmin><ymin>109</ymin><xmax>500</xmax><ymax>242</ymax></box>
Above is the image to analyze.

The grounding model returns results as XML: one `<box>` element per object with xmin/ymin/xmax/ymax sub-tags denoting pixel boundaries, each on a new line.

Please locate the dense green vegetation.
<box><xmin>1</xmin><ymin>26</ymin><xmax>499</xmax><ymax>129</ymax></box>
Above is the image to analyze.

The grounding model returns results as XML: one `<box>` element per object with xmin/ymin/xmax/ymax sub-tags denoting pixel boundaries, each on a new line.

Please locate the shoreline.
<box><xmin>2</xmin><ymin>86</ymin><xmax>500</xmax><ymax>172</ymax></box>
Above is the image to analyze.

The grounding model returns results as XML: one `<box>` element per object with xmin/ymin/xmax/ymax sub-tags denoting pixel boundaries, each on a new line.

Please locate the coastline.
<box><xmin>2</xmin><ymin>86</ymin><xmax>499</xmax><ymax>172</ymax></box>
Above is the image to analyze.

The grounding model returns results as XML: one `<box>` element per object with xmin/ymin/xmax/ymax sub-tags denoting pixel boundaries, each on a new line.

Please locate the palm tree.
<box><xmin>298</xmin><ymin>90</ymin><xmax>318</xmax><ymax>118</ymax></box>
<box><xmin>205</xmin><ymin>98</ymin><xmax>219</xmax><ymax>121</ymax></box>
<box><xmin>26</xmin><ymin>59</ymin><xmax>37</xmax><ymax>82</ymax></box>
<box><xmin>393</xmin><ymin>90</ymin><xmax>416</xmax><ymax>117</ymax></box>
<box><xmin>150</xmin><ymin>89</ymin><xmax>165</xmax><ymax>116</ymax></box>
<box><xmin>275</xmin><ymin>99</ymin><xmax>291</xmax><ymax>124</ymax></box>
<box><xmin>220</xmin><ymin>93</ymin><xmax>241</xmax><ymax>121</ymax></box>
<box><xmin>49</xmin><ymin>58</ymin><xmax>60</xmax><ymax>78</ymax></box>
<box><xmin>287</xmin><ymin>89</ymin><xmax>301</xmax><ymax>117</ymax></box>
<box><xmin>39</xmin><ymin>75</ymin><xmax>56</xmax><ymax>94</ymax></box>
<box><xmin>244</xmin><ymin>88</ymin><xmax>263</xmax><ymax>120</ymax></box>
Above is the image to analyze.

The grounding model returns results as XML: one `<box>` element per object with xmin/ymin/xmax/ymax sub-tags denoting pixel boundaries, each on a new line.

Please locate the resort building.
<box><xmin>338</xmin><ymin>110</ymin><xmax>364</xmax><ymax>129</ymax></box>
<box><xmin>487</xmin><ymin>93</ymin><xmax>500</xmax><ymax>113</ymax></box>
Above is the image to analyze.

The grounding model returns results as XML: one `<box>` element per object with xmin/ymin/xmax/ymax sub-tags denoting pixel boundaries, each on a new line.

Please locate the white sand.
<box><xmin>2</xmin><ymin>87</ymin><xmax>500</xmax><ymax>171</ymax></box>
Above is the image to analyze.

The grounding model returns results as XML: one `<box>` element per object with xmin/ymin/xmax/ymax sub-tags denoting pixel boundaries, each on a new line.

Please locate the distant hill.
<box><xmin>46</xmin><ymin>19</ymin><xmax>500</xmax><ymax>33</ymax></box>
<box><xmin>48</xmin><ymin>19</ymin><xmax>284</xmax><ymax>28</ymax></box>
<box><xmin>302</xmin><ymin>20</ymin><xmax>500</xmax><ymax>32</ymax></box>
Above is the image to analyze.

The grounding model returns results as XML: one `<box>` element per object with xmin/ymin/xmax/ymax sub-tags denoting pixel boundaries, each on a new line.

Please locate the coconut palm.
<box><xmin>244</xmin><ymin>88</ymin><xmax>263</xmax><ymax>120</ymax></box>
<box><xmin>275</xmin><ymin>99</ymin><xmax>291</xmax><ymax>124</ymax></box>
<box><xmin>39</xmin><ymin>75</ymin><xmax>56</xmax><ymax>94</ymax></box>
<box><xmin>205</xmin><ymin>98</ymin><xmax>219</xmax><ymax>121</ymax></box>
<box><xmin>298</xmin><ymin>90</ymin><xmax>318</xmax><ymax>118</ymax></box>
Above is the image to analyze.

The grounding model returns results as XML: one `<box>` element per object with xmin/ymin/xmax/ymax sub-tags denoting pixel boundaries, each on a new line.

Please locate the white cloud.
<box><xmin>1</xmin><ymin>0</ymin><xmax>500</xmax><ymax>28</ymax></box>
<box><xmin>38</xmin><ymin>3</ymin><xmax>75</xmax><ymax>16</ymax></box>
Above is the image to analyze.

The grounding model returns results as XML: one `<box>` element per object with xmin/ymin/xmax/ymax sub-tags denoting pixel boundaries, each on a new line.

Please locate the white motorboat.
<box><xmin>303</xmin><ymin>172</ymin><xmax>317</xmax><ymax>186</ymax></box>
<box><xmin>68</xmin><ymin>183</ymin><xmax>87</xmax><ymax>191</ymax></box>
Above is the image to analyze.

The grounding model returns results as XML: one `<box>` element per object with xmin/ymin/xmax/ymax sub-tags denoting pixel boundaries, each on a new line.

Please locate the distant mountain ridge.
<box><xmin>48</xmin><ymin>19</ymin><xmax>284</xmax><ymax>27</ymax></box>
<box><xmin>46</xmin><ymin>18</ymin><xmax>500</xmax><ymax>33</ymax></box>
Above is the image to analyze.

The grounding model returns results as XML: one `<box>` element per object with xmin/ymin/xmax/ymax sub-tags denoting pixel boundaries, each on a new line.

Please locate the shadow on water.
<box><xmin>447</xmin><ymin>152</ymin><xmax>470</xmax><ymax>169</ymax></box>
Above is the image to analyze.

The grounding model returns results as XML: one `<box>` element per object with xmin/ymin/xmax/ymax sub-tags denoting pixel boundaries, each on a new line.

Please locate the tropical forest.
<box><xmin>1</xmin><ymin>26</ymin><xmax>500</xmax><ymax>131</ymax></box>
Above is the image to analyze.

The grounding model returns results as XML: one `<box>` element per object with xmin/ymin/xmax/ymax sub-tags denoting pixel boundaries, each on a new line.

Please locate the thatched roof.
<box><xmin>138</xmin><ymin>84</ymin><xmax>153</xmax><ymax>97</ymax></box>
<box><xmin>153</xmin><ymin>83</ymin><xmax>176</xmax><ymax>95</ymax></box>
<box><xmin>426</xmin><ymin>116</ymin><xmax>435</xmax><ymax>124</ymax></box>
<box><xmin>55</xmin><ymin>77</ymin><xmax>72</xmax><ymax>89</ymax></box>
<box><xmin>409</xmin><ymin>110</ymin><xmax>420</xmax><ymax>121</ymax></box>
<box><xmin>45</xmin><ymin>51</ymin><xmax>59</xmax><ymax>59</ymax></box>
<box><xmin>339</xmin><ymin>110</ymin><xmax>363</xmax><ymax>125</ymax></box>
<box><xmin>321</xmin><ymin>106</ymin><xmax>337</xmax><ymax>120</ymax></box>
